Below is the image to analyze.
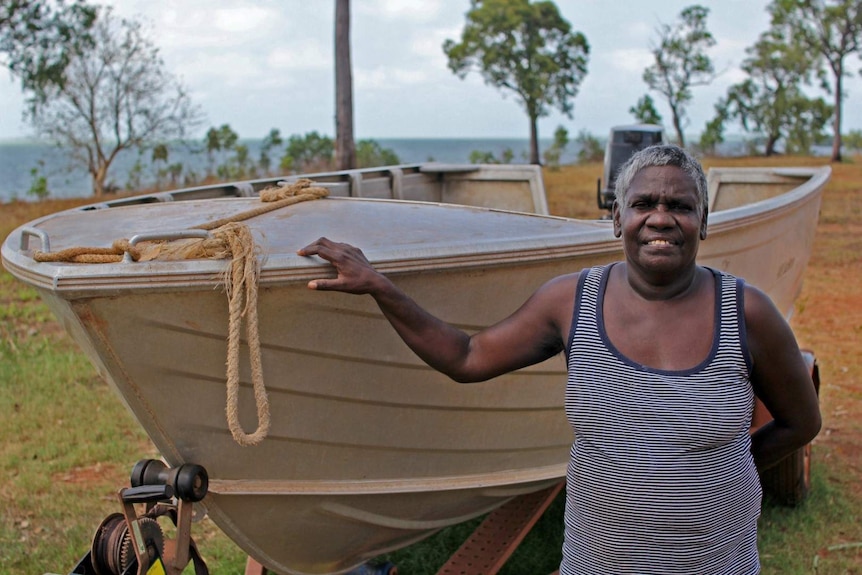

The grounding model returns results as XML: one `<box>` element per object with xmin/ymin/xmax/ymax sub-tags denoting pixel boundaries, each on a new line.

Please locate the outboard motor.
<box><xmin>596</xmin><ymin>124</ymin><xmax>664</xmax><ymax>213</ymax></box>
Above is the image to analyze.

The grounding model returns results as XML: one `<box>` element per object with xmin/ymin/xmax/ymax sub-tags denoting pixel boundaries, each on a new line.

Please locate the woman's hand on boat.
<box><xmin>298</xmin><ymin>237</ymin><xmax>385</xmax><ymax>294</ymax></box>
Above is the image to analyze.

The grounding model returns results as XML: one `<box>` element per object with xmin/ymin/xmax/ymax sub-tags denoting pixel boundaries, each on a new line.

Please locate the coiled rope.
<box><xmin>32</xmin><ymin>179</ymin><xmax>329</xmax><ymax>446</ymax></box>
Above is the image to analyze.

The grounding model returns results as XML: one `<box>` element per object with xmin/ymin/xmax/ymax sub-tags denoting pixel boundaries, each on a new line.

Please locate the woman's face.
<box><xmin>612</xmin><ymin>165</ymin><xmax>707</xmax><ymax>275</ymax></box>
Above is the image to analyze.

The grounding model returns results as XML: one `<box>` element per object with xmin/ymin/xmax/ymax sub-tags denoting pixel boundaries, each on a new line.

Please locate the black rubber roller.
<box><xmin>130</xmin><ymin>459</ymin><xmax>208</xmax><ymax>502</ymax></box>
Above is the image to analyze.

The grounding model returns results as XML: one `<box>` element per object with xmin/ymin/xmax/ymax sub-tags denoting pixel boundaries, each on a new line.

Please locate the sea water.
<box><xmin>0</xmin><ymin>138</ymin><xmax>580</xmax><ymax>202</ymax></box>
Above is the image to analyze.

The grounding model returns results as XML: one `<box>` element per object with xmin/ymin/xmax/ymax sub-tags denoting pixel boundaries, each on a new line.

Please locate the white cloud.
<box><xmin>213</xmin><ymin>6</ymin><xmax>275</xmax><ymax>33</ymax></box>
<box><xmin>267</xmin><ymin>44</ymin><xmax>330</xmax><ymax>71</ymax></box>
<box><xmin>410</xmin><ymin>30</ymin><xmax>453</xmax><ymax>61</ymax></box>
<box><xmin>358</xmin><ymin>0</ymin><xmax>446</xmax><ymax>22</ymax></box>
<box><xmin>606</xmin><ymin>48</ymin><xmax>654</xmax><ymax>74</ymax></box>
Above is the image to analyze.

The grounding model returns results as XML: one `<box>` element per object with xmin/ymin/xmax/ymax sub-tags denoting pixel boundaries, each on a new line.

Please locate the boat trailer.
<box><xmin>57</xmin><ymin>458</ymin><xmax>565</xmax><ymax>575</ymax></box>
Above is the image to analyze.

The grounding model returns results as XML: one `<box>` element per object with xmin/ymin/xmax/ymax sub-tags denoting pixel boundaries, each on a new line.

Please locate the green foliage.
<box><xmin>699</xmin><ymin>105</ymin><xmax>727</xmax><ymax>155</ymax></box>
<box><xmin>629</xmin><ymin>94</ymin><xmax>663</xmax><ymax>125</ymax></box>
<box><xmin>784</xmin><ymin>97</ymin><xmax>834</xmax><ymax>154</ymax></box>
<box><xmin>768</xmin><ymin>0</ymin><xmax>862</xmax><ymax>161</ymax></box>
<box><xmin>258</xmin><ymin>128</ymin><xmax>283</xmax><ymax>176</ymax></box>
<box><xmin>280</xmin><ymin>131</ymin><xmax>335</xmax><ymax>173</ymax></box>
<box><xmin>151</xmin><ymin>142</ymin><xmax>169</xmax><ymax>164</ymax></box>
<box><xmin>721</xmin><ymin>19</ymin><xmax>831</xmax><ymax>156</ymax></box>
<box><xmin>205</xmin><ymin>124</ymin><xmax>239</xmax><ymax>176</ymax></box>
<box><xmin>542</xmin><ymin>125</ymin><xmax>569</xmax><ymax>169</ymax></box>
<box><xmin>575</xmin><ymin>129</ymin><xmax>603</xmax><ymax>164</ymax></box>
<box><xmin>469</xmin><ymin>148</ymin><xmax>515</xmax><ymax>164</ymax></box>
<box><xmin>197</xmin><ymin>128</ymin><xmax>400</xmax><ymax>179</ymax></box>
<box><xmin>26</xmin><ymin>161</ymin><xmax>50</xmax><ymax>200</ymax></box>
<box><xmin>469</xmin><ymin>150</ymin><xmax>497</xmax><ymax>164</ymax></box>
<box><xmin>165</xmin><ymin>162</ymin><xmax>184</xmax><ymax>186</ymax></box>
<box><xmin>356</xmin><ymin>140</ymin><xmax>400</xmax><ymax>168</ymax></box>
<box><xmin>443</xmin><ymin>0</ymin><xmax>589</xmax><ymax>164</ymax></box>
<box><xmin>217</xmin><ymin>143</ymin><xmax>252</xmax><ymax>180</ymax></box>
<box><xmin>0</xmin><ymin>0</ymin><xmax>97</xmax><ymax>99</ymax></box>
<box><xmin>643</xmin><ymin>4</ymin><xmax>716</xmax><ymax>147</ymax></box>
<box><xmin>844</xmin><ymin>129</ymin><xmax>862</xmax><ymax>151</ymax></box>
<box><xmin>125</xmin><ymin>151</ymin><xmax>145</xmax><ymax>191</ymax></box>
<box><xmin>151</xmin><ymin>142</ymin><xmax>169</xmax><ymax>188</ymax></box>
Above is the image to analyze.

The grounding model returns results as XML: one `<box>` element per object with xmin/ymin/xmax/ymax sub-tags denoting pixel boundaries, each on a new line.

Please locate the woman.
<box><xmin>298</xmin><ymin>144</ymin><xmax>821</xmax><ymax>574</ymax></box>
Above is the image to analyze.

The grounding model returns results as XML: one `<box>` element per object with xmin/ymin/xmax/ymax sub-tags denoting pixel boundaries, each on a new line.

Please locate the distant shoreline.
<box><xmin>0</xmin><ymin>135</ymin><xmax>822</xmax><ymax>202</ymax></box>
<box><xmin>0</xmin><ymin>137</ymin><xmax>579</xmax><ymax>202</ymax></box>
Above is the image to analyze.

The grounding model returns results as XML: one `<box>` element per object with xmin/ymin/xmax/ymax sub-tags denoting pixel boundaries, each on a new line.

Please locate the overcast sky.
<box><xmin>2</xmin><ymin>0</ymin><xmax>861</xmax><ymax>142</ymax></box>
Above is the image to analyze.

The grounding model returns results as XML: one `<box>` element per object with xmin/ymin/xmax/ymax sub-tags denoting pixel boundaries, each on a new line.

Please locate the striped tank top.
<box><xmin>561</xmin><ymin>264</ymin><xmax>761</xmax><ymax>574</ymax></box>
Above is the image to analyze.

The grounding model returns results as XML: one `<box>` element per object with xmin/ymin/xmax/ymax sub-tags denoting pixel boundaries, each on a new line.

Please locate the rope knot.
<box><xmin>259</xmin><ymin>178</ymin><xmax>328</xmax><ymax>203</ymax></box>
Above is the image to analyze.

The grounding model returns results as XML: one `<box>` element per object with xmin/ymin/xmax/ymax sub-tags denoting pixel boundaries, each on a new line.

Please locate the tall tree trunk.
<box><xmin>92</xmin><ymin>164</ymin><xmax>108</xmax><ymax>197</ymax></box>
<box><xmin>335</xmin><ymin>0</ymin><xmax>355</xmax><ymax>170</ymax></box>
<box><xmin>765</xmin><ymin>134</ymin><xmax>778</xmax><ymax>157</ymax></box>
<box><xmin>831</xmin><ymin>71</ymin><xmax>842</xmax><ymax>163</ymax></box>
<box><xmin>671</xmin><ymin>105</ymin><xmax>685</xmax><ymax>147</ymax></box>
<box><xmin>529</xmin><ymin>116</ymin><xmax>540</xmax><ymax>165</ymax></box>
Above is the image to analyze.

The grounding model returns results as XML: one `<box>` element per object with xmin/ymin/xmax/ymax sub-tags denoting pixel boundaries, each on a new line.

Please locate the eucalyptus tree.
<box><xmin>718</xmin><ymin>24</ymin><xmax>832</xmax><ymax>156</ymax></box>
<box><xmin>629</xmin><ymin>94</ymin><xmax>663</xmax><ymax>125</ymax></box>
<box><xmin>769</xmin><ymin>0</ymin><xmax>862</xmax><ymax>161</ymax></box>
<box><xmin>258</xmin><ymin>128</ymin><xmax>284</xmax><ymax>176</ymax></box>
<box><xmin>443</xmin><ymin>0</ymin><xmax>589</xmax><ymax>165</ymax></box>
<box><xmin>642</xmin><ymin>4</ymin><xmax>716</xmax><ymax>147</ymax></box>
<box><xmin>25</xmin><ymin>7</ymin><xmax>201</xmax><ymax>196</ymax></box>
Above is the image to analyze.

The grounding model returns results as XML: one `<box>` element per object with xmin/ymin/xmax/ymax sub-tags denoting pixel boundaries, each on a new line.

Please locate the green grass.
<box><xmin>758</xmin><ymin>463</ymin><xmax>862</xmax><ymax>574</ymax></box>
<box><xmin>0</xmin><ymin>278</ymin><xmax>250</xmax><ymax>574</ymax></box>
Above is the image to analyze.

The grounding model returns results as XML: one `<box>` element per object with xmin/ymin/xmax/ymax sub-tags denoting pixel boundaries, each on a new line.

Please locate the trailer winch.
<box><xmin>65</xmin><ymin>459</ymin><xmax>209</xmax><ymax>575</ymax></box>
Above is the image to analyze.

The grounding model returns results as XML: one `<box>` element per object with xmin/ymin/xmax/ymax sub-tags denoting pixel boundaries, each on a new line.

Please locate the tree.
<box><xmin>356</xmin><ymin>139</ymin><xmax>400</xmax><ymax>168</ymax></box>
<box><xmin>542</xmin><ymin>124</ymin><xmax>569</xmax><ymax>168</ymax></box>
<box><xmin>769</xmin><ymin>0</ymin><xmax>862</xmax><ymax>162</ymax></box>
<box><xmin>0</xmin><ymin>0</ymin><xmax>97</xmax><ymax>98</ymax></box>
<box><xmin>575</xmin><ymin>129</ymin><xmax>603</xmax><ymax>163</ymax></box>
<box><xmin>718</xmin><ymin>24</ymin><xmax>832</xmax><ymax>156</ymax></box>
<box><xmin>280</xmin><ymin>131</ymin><xmax>335</xmax><ymax>173</ymax></box>
<box><xmin>24</xmin><ymin>7</ymin><xmax>201</xmax><ymax>196</ymax></box>
<box><xmin>643</xmin><ymin>5</ymin><xmax>716</xmax><ymax>147</ymax></box>
<box><xmin>783</xmin><ymin>97</ymin><xmax>835</xmax><ymax>153</ymax></box>
<box><xmin>334</xmin><ymin>0</ymin><xmax>356</xmax><ymax>170</ymax></box>
<box><xmin>469</xmin><ymin>147</ymin><xmax>516</xmax><ymax>164</ymax></box>
<box><xmin>204</xmin><ymin>124</ymin><xmax>239</xmax><ymax>177</ymax></box>
<box><xmin>845</xmin><ymin>128</ymin><xmax>862</xmax><ymax>150</ymax></box>
<box><xmin>443</xmin><ymin>0</ymin><xmax>589</xmax><ymax>165</ymax></box>
<box><xmin>258</xmin><ymin>128</ymin><xmax>283</xmax><ymax>176</ymax></box>
<box><xmin>698</xmin><ymin>104</ymin><xmax>727</xmax><ymax>155</ymax></box>
<box><xmin>629</xmin><ymin>94</ymin><xmax>663</xmax><ymax>125</ymax></box>
<box><xmin>151</xmin><ymin>142</ymin><xmax>169</xmax><ymax>189</ymax></box>
<box><xmin>218</xmin><ymin>143</ymin><xmax>251</xmax><ymax>180</ymax></box>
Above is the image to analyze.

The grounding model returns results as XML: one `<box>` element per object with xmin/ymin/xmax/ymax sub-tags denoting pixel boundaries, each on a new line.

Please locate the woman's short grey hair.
<box><xmin>613</xmin><ymin>144</ymin><xmax>708</xmax><ymax>214</ymax></box>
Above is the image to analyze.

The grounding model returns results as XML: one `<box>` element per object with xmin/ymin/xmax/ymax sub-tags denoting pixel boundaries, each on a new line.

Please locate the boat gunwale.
<box><xmin>1</xmin><ymin>165</ymin><xmax>830</xmax><ymax>298</ymax></box>
<box><xmin>2</xmin><ymin>196</ymin><xmax>618</xmax><ymax>296</ymax></box>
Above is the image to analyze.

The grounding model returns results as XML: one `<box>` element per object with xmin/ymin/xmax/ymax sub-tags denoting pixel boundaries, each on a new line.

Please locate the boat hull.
<box><xmin>1</xmin><ymin>164</ymin><xmax>830</xmax><ymax>574</ymax></box>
